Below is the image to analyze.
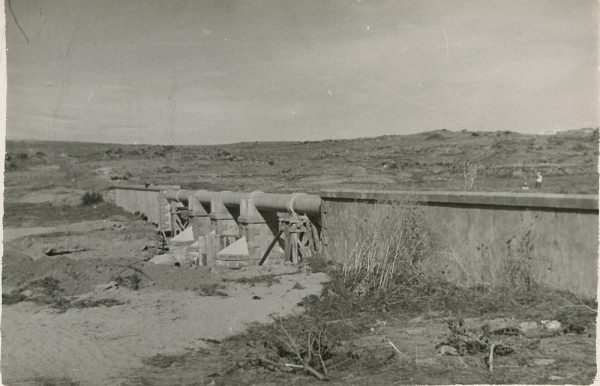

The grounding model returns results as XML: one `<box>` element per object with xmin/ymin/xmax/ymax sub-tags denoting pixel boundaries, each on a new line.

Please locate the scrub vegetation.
<box><xmin>5</xmin><ymin>127</ymin><xmax>598</xmax><ymax>195</ymax></box>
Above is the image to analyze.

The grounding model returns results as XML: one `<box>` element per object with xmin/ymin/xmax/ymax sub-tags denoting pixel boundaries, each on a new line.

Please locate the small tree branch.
<box><xmin>388</xmin><ymin>339</ymin><xmax>406</xmax><ymax>357</ymax></box>
<box><xmin>278</xmin><ymin>324</ymin><xmax>328</xmax><ymax>381</ymax></box>
<box><xmin>488</xmin><ymin>342</ymin><xmax>497</xmax><ymax>373</ymax></box>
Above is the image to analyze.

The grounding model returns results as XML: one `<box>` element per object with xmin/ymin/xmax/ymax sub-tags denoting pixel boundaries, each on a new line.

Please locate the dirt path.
<box><xmin>1</xmin><ymin>272</ymin><xmax>329</xmax><ymax>385</ymax></box>
<box><xmin>3</xmin><ymin>220</ymin><xmax>125</xmax><ymax>243</ymax></box>
<box><xmin>11</xmin><ymin>187</ymin><xmax>86</xmax><ymax>206</ymax></box>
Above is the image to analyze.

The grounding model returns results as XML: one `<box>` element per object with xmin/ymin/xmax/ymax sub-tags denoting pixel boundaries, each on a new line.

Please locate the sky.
<box><xmin>5</xmin><ymin>0</ymin><xmax>599</xmax><ymax>145</ymax></box>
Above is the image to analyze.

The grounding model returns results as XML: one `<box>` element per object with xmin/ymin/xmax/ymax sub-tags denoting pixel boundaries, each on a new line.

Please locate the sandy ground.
<box><xmin>1</xmin><ymin>203</ymin><xmax>330</xmax><ymax>385</ymax></box>
<box><xmin>1</xmin><ymin>271</ymin><xmax>329</xmax><ymax>385</ymax></box>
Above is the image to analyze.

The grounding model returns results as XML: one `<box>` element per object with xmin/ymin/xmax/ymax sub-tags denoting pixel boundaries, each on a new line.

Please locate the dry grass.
<box><xmin>194</xmin><ymin>284</ymin><xmax>228</xmax><ymax>297</ymax></box>
<box><xmin>463</xmin><ymin>160</ymin><xmax>479</xmax><ymax>191</ymax></box>
<box><xmin>328</xmin><ymin>198</ymin><xmax>437</xmax><ymax>297</ymax></box>
<box><xmin>209</xmin><ymin>257</ymin><xmax>596</xmax><ymax>384</ymax></box>
<box><xmin>53</xmin><ymin>298</ymin><xmax>125</xmax><ymax>313</ymax></box>
<box><xmin>32</xmin><ymin>376</ymin><xmax>80</xmax><ymax>386</ymax></box>
<box><xmin>430</xmin><ymin>213</ymin><xmax>541</xmax><ymax>292</ymax></box>
<box><xmin>223</xmin><ymin>275</ymin><xmax>282</xmax><ymax>287</ymax></box>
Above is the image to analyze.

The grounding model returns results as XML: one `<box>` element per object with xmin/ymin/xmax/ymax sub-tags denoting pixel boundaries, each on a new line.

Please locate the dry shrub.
<box><xmin>329</xmin><ymin>199</ymin><xmax>437</xmax><ymax>296</ymax></box>
<box><xmin>225</xmin><ymin>316</ymin><xmax>344</xmax><ymax>381</ymax></box>
<box><xmin>428</xmin><ymin>208</ymin><xmax>544</xmax><ymax>292</ymax></box>
<box><xmin>327</xmin><ymin>197</ymin><xmax>546</xmax><ymax>297</ymax></box>
<box><xmin>224</xmin><ymin>275</ymin><xmax>282</xmax><ymax>287</ymax></box>
<box><xmin>114</xmin><ymin>273</ymin><xmax>141</xmax><ymax>290</ymax></box>
<box><xmin>463</xmin><ymin>160</ymin><xmax>479</xmax><ymax>191</ymax></box>
<box><xmin>54</xmin><ymin>298</ymin><xmax>125</xmax><ymax>313</ymax></box>
<box><xmin>194</xmin><ymin>284</ymin><xmax>228</xmax><ymax>297</ymax></box>
<box><xmin>81</xmin><ymin>191</ymin><xmax>104</xmax><ymax>206</ymax></box>
<box><xmin>500</xmin><ymin>228</ymin><xmax>537</xmax><ymax>291</ymax></box>
<box><xmin>32</xmin><ymin>376</ymin><xmax>80</xmax><ymax>386</ymax></box>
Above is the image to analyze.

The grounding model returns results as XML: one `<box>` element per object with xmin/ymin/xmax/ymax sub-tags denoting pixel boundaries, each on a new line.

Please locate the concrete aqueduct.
<box><xmin>114</xmin><ymin>185</ymin><xmax>598</xmax><ymax>297</ymax></box>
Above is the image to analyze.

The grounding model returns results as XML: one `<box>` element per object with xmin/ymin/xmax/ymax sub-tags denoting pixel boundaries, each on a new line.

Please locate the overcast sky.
<box><xmin>6</xmin><ymin>0</ymin><xmax>599</xmax><ymax>145</ymax></box>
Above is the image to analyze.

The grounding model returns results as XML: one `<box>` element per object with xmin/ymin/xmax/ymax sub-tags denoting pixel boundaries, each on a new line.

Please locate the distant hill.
<box><xmin>5</xmin><ymin>129</ymin><xmax>599</xmax><ymax>195</ymax></box>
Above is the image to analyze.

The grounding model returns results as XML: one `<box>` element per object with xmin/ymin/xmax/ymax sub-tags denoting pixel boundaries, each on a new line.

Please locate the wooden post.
<box><xmin>206</xmin><ymin>234</ymin><xmax>221</xmax><ymax>266</ymax></box>
<box><xmin>259</xmin><ymin>230</ymin><xmax>283</xmax><ymax>266</ymax></box>
<box><xmin>291</xmin><ymin>232</ymin><xmax>299</xmax><ymax>264</ymax></box>
<box><xmin>284</xmin><ymin>229</ymin><xmax>292</xmax><ymax>262</ymax></box>
<box><xmin>198</xmin><ymin>235</ymin><xmax>207</xmax><ymax>266</ymax></box>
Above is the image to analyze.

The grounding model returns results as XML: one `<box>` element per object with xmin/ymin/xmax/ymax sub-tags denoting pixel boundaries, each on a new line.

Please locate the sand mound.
<box><xmin>1</xmin><ymin>195</ymin><xmax>330</xmax><ymax>385</ymax></box>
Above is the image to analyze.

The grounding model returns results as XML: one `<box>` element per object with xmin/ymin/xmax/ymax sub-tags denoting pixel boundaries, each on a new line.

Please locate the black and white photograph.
<box><xmin>1</xmin><ymin>0</ymin><xmax>598</xmax><ymax>384</ymax></box>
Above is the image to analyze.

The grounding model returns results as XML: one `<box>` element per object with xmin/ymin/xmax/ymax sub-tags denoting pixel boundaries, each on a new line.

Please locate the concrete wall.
<box><xmin>320</xmin><ymin>190</ymin><xmax>598</xmax><ymax>297</ymax></box>
<box><xmin>114</xmin><ymin>185</ymin><xmax>180</xmax><ymax>226</ymax></box>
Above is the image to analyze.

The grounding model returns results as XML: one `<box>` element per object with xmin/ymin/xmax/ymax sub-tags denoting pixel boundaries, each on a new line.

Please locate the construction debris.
<box><xmin>438</xmin><ymin>345</ymin><xmax>458</xmax><ymax>356</ymax></box>
<box><xmin>518</xmin><ymin>321</ymin><xmax>539</xmax><ymax>335</ymax></box>
<box><xmin>541</xmin><ymin>320</ymin><xmax>562</xmax><ymax>333</ymax></box>
<box><xmin>45</xmin><ymin>245</ymin><xmax>87</xmax><ymax>256</ymax></box>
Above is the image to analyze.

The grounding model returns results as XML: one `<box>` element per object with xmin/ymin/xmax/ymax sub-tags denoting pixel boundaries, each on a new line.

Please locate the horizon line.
<box><xmin>6</xmin><ymin>127</ymin><xmax>598</xmax><ymax>147</ymax></box>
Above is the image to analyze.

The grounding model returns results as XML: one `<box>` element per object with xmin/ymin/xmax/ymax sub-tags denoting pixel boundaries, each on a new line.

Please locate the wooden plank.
<box><xmin>198</xmin><ymin>236</ymin><xmax>207</xmax><ymax>266</ymax></box>
<box><xmin>206</xmin><ymin>234</ymin><xmax>221</xmax><ymax>266</ymax></box>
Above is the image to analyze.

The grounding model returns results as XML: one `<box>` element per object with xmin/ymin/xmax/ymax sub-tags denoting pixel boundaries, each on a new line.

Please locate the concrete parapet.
<box><xmin>320</xmin><ymin>189</ymin><xmax>598</xmax><ymax>297</ymax></box>
<box><xmin>320</xmin><ymin>189</ymin><xmax>598</xmax><ymax>211</ymax></box>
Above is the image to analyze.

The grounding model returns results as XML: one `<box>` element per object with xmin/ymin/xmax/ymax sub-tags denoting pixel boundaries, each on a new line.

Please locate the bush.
<box><xmin>326</xmin><ymin>199</ymin><xmax>437</xmax><ymax>297</ymax></box>
<box><xmin>463</xmin><ymin>160</ymin><xmax>479</xmax><ymax>191</ymax></box>
<box><xmin>571</xmin><ymin>143</ymin><xmax>588</xmax><ymax>151</ymax></box>
<box><xmin>161</xmin><ymin>166</ymin><xmax>177</xmax><ymax>173</ymax></box>
<box><xmin>114</xmin><ymin>273</ymin><xmax>141</xmax><ymax>290</ymax></box>
<box><xmin>81</xmin><ymin>191</ymin><xmax>104</xmax><ymax>206</ymax></box>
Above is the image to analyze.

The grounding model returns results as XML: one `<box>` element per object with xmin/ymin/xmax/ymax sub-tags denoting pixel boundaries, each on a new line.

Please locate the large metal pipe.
<box><xmin>163</xmin><ymin>189</ymin><xmax>195</xmax><ymax>202</ymax></box>
<box><xmin>163</xmin><ymin>189</ymin><xmax>321</xmax><ymax>215</ymax></box>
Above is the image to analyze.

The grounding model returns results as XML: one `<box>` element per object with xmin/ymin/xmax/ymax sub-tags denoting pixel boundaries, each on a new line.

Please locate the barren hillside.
<box><xmin>5</xmin><ymin>128</ymin><xmax>598</xmax><ymax>196</ymax></box>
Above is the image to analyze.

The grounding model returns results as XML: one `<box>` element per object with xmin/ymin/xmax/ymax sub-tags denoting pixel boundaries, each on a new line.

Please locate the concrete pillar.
<box><xmin>238</xmin><ymin>195</ymin><xmax>284</xmax><ymax>265</ymax></box>
<box><xmin>206</xmin><ymin>194</ymin><xmax>239</xmax><ymax>264</ymax></box>
<box><xmin>169</xmin><ymin>202</ymin><xmax>181</xmax><ymax>236</ymax></box>
<box><xmin>189</xmin><ymin>192</ymin><xmax>212</xmax><ymax>241</ymax></box>
<box><xmin>209</xmin><ymin>194</ymin><xmax>239</xmax><ymax>238</ymax></box>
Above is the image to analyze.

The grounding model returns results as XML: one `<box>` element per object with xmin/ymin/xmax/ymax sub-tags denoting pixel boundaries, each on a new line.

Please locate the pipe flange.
<box><xmin>287</xmin><ymin>193</ymin><xmax>306</xmax><ymax>215</ymax></box>
<box><xmin>175</xmin><ymin>190</ymin><xmax>184</xmax><ymax>203</ymax></box>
